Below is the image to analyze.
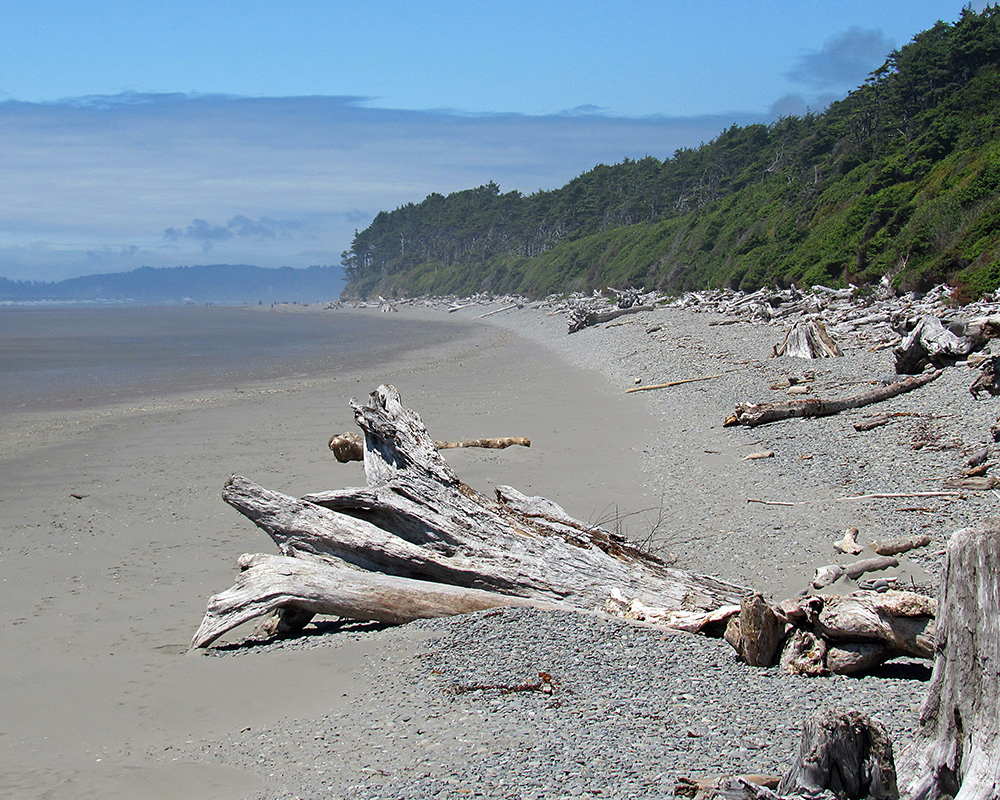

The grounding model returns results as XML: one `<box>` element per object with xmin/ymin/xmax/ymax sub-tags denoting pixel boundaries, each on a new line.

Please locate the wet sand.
<box><xmin>0</xmin><ymin>306</ymin><xmax>656</xmax><ymax>800</ymax></box>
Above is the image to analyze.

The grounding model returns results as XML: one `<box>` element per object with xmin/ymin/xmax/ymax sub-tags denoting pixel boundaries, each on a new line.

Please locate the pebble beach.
<box><xmin>3</xmin><ymin>297</ymin><xmax>996</xmax><ymax>799</ymax></box>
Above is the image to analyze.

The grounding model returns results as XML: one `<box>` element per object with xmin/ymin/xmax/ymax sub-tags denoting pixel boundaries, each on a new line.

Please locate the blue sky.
<box><xmin>0</xmin><ymin>1</ymin><xmax>980</xmax><ymax>281</ymax></box>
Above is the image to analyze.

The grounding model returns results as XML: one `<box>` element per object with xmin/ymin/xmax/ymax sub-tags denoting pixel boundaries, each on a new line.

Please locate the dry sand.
<box><xmin>0</xmin><ymin>307</ymin><xmax>654</xmax><ymax>800</ymax></box>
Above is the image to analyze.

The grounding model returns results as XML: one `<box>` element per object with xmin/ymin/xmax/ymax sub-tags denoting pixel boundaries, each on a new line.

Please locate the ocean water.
<box><xmin>0</xmin><ymin>305</ymin><xmax>466</xmax><ymax>413</ymax></box>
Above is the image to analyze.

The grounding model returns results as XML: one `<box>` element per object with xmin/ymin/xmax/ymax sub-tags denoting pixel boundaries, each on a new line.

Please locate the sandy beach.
<box><xmin>2</xmin><ymin>300</ymin><xmax>995</xmax><ymax>799</ymax></box>
<box><xmin>0</xmin><ymin>305</ymin><xmax>654</xmax><ymax>800</ymax></box>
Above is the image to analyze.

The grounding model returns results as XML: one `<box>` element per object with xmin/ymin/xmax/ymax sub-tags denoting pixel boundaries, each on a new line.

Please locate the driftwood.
<box><xmin>899</xmin><ymin>521</ymin><xmax>1000</xmax><ymax>800</ymax></box>
<box><xmin>834</xmin><ymin>527</ymin><xmax>864</xmax><ymax>555</ymax></box>
<box><xmin>624</xmin><ymin>374</ymin><xmax>722</xmax><ymax>394</ymax></box>
<box><xmin>894</xmin><ymin>316</ymin><xmax>984</xmax><ymax>374</ymax></box>
<box><xmin>193</xmin><ymin>553</ymin><xmax>565</xmax><ymax>647</ymax></box>
<box><xmin>870</xmin><ymin>534</ymin><xmax>932</xmax><ymax>557</ymax></box>
<box><xmin>193</xmin><ymin>385</ymin><xmax>749</xmax><ymax>647</ymax></box>
<box><xmin>725</xmin><ymin>589</ymin><xmax>936</xmax><ymax>675</ymax></box>
<box><xmin>807</xmin><ymin>557</ymin><xmax>899</xmax><ymax>591</ymax></box>
<box><xmin>724</xmin><ymin>371</ymin><xmax>942</xmax><ymax>427</ymax></box>
<box><xmin>772</xmin><ymin>320</ymin><xmax>843</xmax><ymax>359</ymax></box>
<box><xmin>778</xmin><ymin>708</ymin><xmax>898</xmax><ymax>800</ymax></box>
<box><xmin>568</xmin><ymin>304</ymin><xmax>653</xmax><ymax>334</ymax></box>
<box><xmin>328</xmin><ymin>431</ymin><xmax>530</xmax><ymax>463</ymax></box>
<box><xmin>969</xmin><ymin>354</ymin><xmax>1000</xmax><ymax>398</ymax></box>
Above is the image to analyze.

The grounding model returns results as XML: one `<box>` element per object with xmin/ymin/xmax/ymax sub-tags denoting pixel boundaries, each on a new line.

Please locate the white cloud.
<box><xmin>0</xmin><ymin>93</ymin><xmax>765</xmax><ymax>281</ymax></box>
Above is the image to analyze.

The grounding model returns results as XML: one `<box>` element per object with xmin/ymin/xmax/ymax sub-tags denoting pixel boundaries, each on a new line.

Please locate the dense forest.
<box><xmin>0</xmin><ymin>264</ymin><xmax>344</xmax><ymax>304</ymax></box>
<box><xmin>342</xmin><ymin>6</ymin><xmax>1000</xmax><ymax>301</ymax></box>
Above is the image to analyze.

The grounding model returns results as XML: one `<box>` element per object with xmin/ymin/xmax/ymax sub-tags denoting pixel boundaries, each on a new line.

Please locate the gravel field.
<box><xmin>196</xmin><ymin>609</ymin><xmax>928</xmax><ymax>800</ymax></box>
<box><xmin>184</xmin><ymin>301</ymin><xmax>998</xmax><ymax>799</ymax></box>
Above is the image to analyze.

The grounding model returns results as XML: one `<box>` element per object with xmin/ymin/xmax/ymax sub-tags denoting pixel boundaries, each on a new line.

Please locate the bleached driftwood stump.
<box><xmin>899</xmin><ymin>521</ymin><xmax>1000</xmax><ymax>800</ymax></box>
<box><xmin>192</xmin><ymin>385</ymin><xmax>749</xmax><ymax>647</ymax></box>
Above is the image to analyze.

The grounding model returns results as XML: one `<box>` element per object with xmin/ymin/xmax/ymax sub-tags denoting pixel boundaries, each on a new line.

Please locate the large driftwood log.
<box><xmin>894</xmin><ymin>316</ymin><xmax>983</xmax><ymax>375</ymax></box>
<box><xmin>192</xmin><ymin>553</ymin><xmax>567</xmax><ymax>648</ymax></box>
<box><xmin>194</xmin><ymin>385</ymin><xmax>749</xmax><ymax>646</ymax></box>
<box><xmin>724</xmin><ymin>370</ymin><xmax>941</xmax><ymax>427</ymax></box>
<box><xmin>568</xmin><ymin>304</ymin><xmax>653</xmax><ymax>334</ymax></box>
<box><xmin>899</xmin><ymin>521</ymin><xmax>1000</xmax><ymax>800</ymax></box>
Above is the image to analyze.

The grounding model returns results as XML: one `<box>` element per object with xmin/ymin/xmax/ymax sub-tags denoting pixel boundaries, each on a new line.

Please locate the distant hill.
<box><xmin>341</xmin><ymin>7</ymin><xmax>1000</xmax><ymax>301</ymax></box>
<box><xmin>0</xmin><ymin>264</ymin><xmax>346</xmax><ymax>304</ymax></box>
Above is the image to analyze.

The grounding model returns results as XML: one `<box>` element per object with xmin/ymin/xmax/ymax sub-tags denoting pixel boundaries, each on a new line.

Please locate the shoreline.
<box><xmin>3</xmin><ymin>297</ymin><xmax>995</xmax><ymax>798</ymax></box>
<box><xmin>0</xmin><ymin>304</ymin><xmax>656</xmax><ymax>800</ymax></box>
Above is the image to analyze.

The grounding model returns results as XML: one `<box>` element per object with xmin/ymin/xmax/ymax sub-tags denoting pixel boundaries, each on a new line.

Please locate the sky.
<box><xmin>0</xmin><ymin>0</ymin><xmax>983</xmax><ymax>282</ymax></box>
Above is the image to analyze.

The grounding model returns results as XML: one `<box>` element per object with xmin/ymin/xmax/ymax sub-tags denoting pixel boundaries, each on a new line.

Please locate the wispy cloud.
<box><xmin>787</xmin><ymin>26</ymin><xmax>895</xmax><ymax>90</ymax></box>
<box><xmin>0</xmin><ymin>93</ymin><xmax>766</xmax><ymax>281</ymax></box>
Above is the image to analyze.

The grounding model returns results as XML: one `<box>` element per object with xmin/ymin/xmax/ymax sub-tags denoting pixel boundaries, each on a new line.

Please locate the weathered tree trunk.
<box><xmin>779</xmin><ymin>708</ymin><xmax>898</xmax><ymax>800</ymax></box>
<box><xmin>194</xmin><ymin>385</ymin><xmax>749</xmax><ymax>646</ymax></box>
<box><xmin>568</xmin><ymin>304</ymin><xmax>653</xmax><ymax>334</ymax></box>
<box><xmin>772</xmin><ymin>320</ymin><xmax>842</xmax><ymax>359</ymax></box>
<box><xmin>894</xmin><ymin>317</ymin><xmax>983</xmax><ymax>375</ymax></box>
<box><xmin>899</xmin><ymin>521</ymin><xmax>1000</xmax><ymax>800</ymax></box>
<box><xmin>724</xmin><ymin>371</ymin><xmax>941</xmax><ymax>427</ymax></box>
<box><xmin>192</xmin><ymin>553</ymin><xmax>566</xmax><ymax>648</ymax></box>
<box><xmin>730</xmin><ymin>593</ymin><xmax>785</xmax><ymax>667</ymax></box>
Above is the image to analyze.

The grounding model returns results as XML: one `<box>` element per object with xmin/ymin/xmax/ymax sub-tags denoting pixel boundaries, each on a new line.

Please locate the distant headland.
<box><xmin>0</xmin><ymin>263</ymin><xmax>346</xmax><ymax>305</ymax></box>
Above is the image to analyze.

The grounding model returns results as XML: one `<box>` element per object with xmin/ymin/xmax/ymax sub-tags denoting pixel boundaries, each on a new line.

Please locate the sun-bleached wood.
<box><xmin>724</xmin><ymin>370</ymin><xmax>941</xmax><ymax>427</ymax></box>
<box><xmin>899</xmin><ymin>521</ymin><xmax>1000</xmax><ymax>800</ymax></box>
<box><xmin>191</xmin><ymin>553</ymin><xmax>564</xmax><ymax>648</ymax></box>
<box><xmin>194</xmin><ymin>385</ymin><xmax>750</xmax><ymax>646</ymax></box>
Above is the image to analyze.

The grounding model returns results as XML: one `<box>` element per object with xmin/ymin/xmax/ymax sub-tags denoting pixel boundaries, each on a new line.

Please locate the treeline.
<box><xmin>342</xmin><ymin>6</ymin><xmax>1000</xmax><ymax>300</ymax></box>
<box><xmin>0</xmin><ymin>264</ymin><xmax>345</xmax><ymax>304</ymax></box>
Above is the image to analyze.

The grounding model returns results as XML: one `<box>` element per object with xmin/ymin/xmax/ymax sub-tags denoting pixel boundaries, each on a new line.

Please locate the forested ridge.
<box><xmin>342</xmin><ymin>7</ymin><xmax>1000</xmax><ymax>301</ymax></box>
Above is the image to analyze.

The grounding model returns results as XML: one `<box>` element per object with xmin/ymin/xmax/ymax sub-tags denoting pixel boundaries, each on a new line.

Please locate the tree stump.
<box><xmin>778</xmin><ymin>708</ymin><xmax>898</xmax><ymax>800</ymax></box>
<box><xmin>899</xmin><ymin>520</ymin><xmax>1000</xmax><ymax>800</ymax></box>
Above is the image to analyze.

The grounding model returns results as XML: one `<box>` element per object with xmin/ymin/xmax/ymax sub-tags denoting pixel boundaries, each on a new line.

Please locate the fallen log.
<box><xmin>899</xmin><ymin>521</ymin><xmax>1000</xmax><ymax>800</ymax></box>
<box><xmin>194</xmin><ymin>385</ymin><xmax>749</xmax><ymax>646</ymax></box>
<box><xmin>192</xmin><ymin>553</ymin><xmax>565</xmax><ymax>648</ymax></box>
<box><xmin>567</xmin><ymin>304</ymin><xmax>653</xmax><ymax>334</ymax></box>
<box><xmin>844</xmin><ymin>556</ymin><xmax>900</xmax><ymax>581</ymax></box>
<box><xmin>328</xmin><ymin>431</ymin><xmax>530</xmax><ymax>463</ymax></box>
<box><xmin>724</xmin><ymin>370</ymin><xmax>942</xmax><ymax>427</ymax></box>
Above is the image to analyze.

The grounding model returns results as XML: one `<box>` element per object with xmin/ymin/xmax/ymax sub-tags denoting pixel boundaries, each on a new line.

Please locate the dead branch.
<box><xmin>328</xmin><ymin>430</ymin><xmax>530</xmax><ymax>463</ymax></box>
<box><xmin>625</xmin><ymin>374</ymin><xmax>722</xmax><ymax>394</ymax></box>
<box><xmin>724</xmin><ymin>371</ymin><xmax>941</xmax><ymax>427</ymax></box>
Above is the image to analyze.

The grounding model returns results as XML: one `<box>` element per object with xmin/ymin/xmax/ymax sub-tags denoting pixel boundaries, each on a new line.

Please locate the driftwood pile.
<box><xmin>187</xmin><ymin>380</ymin><xmax>1000</xmax><ymax>798</ymax></box>
<box><xmin>680</xmin><ymin>521</ymin><xmax>1000</xmax><ymax>800</ymax></box>
<box><xmin>192</xmin><ymin>385</ymin><xmax>941</xmax><ymax>680</ymax></box>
